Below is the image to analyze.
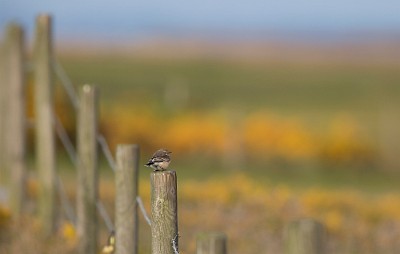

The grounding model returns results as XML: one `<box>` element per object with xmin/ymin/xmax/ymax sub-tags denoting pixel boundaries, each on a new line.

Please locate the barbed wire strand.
<box><xmin>54</xmin><ymin>112</ymin><xmax>115</xmax><ymax>232</ymax></box>
<box><xmin>54</xmin><ymin>115</ymin><xmax>78</xmax><ymax>165</ymax></box>
<box><xmin>136</xmin><ymin>196</ymin><xmax>151</xmax><ymax>226</ymax></box>
<box><xmin>97</xmin><ymin>200</ymin><xmax>115</xmax><ymax>232</ymax></box>
<box><xmin>52</xmin><ymin>59</ymin><xmax>152</xmax><ymax>232</ymax></box>
<box><xmin>53</xmin><ymin>61</ymin><xmax>117</xmax><ymax>173</ymax></box>
<box><xmin>56</xmin><ymin>175</ymin><xmax>77</xmax><ymax>225</ymax></box>
<box><xmin>172</xmin><ymin>234</ymin><xmax>180</xmax><ymax>254</ymax></box>
<box><xmin>97</xmin><ymin>134</ymin><xmax>116</xmax><ymax>172</ymax></box>
<box><xmin>53</xmin><ymin>114</ymin><xmax>78</xmax><ymax>226</ymax></box>
<box><xmin>53</xmin><ymin>59</ymin><xmax>80</xmax><ymax>109</ymax></box>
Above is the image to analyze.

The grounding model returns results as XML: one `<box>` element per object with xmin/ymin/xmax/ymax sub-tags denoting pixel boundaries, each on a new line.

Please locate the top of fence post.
<box><xmin>284</xmin><ymin>218</ymin><xmax>325</xmax><ymax>254</ymax></box>
<box><xmin>196</xmin><ymin>232</ymin><xmax>227</xmax><ymax>254</ymax></box>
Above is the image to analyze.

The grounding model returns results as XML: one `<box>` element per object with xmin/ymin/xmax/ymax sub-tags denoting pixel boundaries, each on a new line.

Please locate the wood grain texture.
<box><xmin>34</xmin><ymin>14</ymin><xmax>56</xmax><ymax>236</ymax></box>
<box><xmin>0</xmin><ymin>27</ymin><xmax>7</xmax><ymax>184</ymax></box>
<box><xmin>5</xmin><ymin>23</ymin><xmax>27</xmax><ymax>217</ymax></box>
<box><xmin>284</xmin><ymin>219</ymin><xmax>325</xmax><ymax>254</ymax></box>
<box><xmin>115</xmin><ymin>144</ymin><xmax>139</xmax><ymax>254</ymax></box>
<box><xmin>77</xmin><ymin>84</ymin><xmax>99</xmax><ymax>254</ymax></box>
<box><xmin>151</xmin><ymin>171</ymin><xmax>178</xmax><ymax>254</ymax></box>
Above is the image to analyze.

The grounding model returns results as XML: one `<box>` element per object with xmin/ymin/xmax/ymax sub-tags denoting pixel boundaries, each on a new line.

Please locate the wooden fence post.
<box><xmin>77</xmin><ymin>84</ymin><xmax>99</xmax><ymax>254</ymax></box>
<box><xmin>34</xmin><ymin>14</ymin><xmax>56</xmax><ymax>235</ymax></box>
<box><xmin>4</xmin><ymin>22</ymin><xmax>27</xmax><ymax>217</ymax></box>
<box><xmin>0</xmin><ymin>33</ymin><xmax>6</xmax><ymax>185</ymax></box>
<box><xmin>151</xmin><ymin>171</ymin><xmax>179</xmax><ymax>254</ymax></box>
<box><xmin>197</xmin><ymin>232</ymin><xmax>227</xmax><ymax>254</ymax></box>
<box><xmin>115</xmin><ymin>144</ymin><xmax>140</xmax><ymax>254</ymax></box>
<box><xmin>284</xmin><ymin>218</ymin><xmax>325</xmax><ymax>254</ymax></box>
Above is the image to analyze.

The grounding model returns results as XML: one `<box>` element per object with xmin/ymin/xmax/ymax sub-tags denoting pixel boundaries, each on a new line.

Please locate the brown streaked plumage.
<box><xmin>145</xmin><ymin>149</ymin><xmax>172</xmax><ymax>171</ymax></box>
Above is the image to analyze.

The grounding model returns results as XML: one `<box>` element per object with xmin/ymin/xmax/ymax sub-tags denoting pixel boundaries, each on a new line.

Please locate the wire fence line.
<box><xmin>18</xmin><ymin>54</ymin><xmax>153</xmax><ymax>238</ymax></box>
<box><xmin>54</xmin><ymin>112</ymin><xmax>115</xmax><ymax>231</ymax></box>
<box><xmin>57</xmin><ymin>175</ymin><xmax>76</xmax><ymax>225</ymax></box>
<box><xmin>97</xmin><ymin>134</ymin><xmax>117</xmax><ymax>172</ymax></box>
<box><xmin>136</xmin><ymin>196</ymin><xmax>151</xmax><ymax>226</ymax></box>
<box><xmin>51</xmin><ymin>59</ymin><xmax>152</xmax><ymax>230</ymax></box>
<box><xmin>96</xmin><ymin>200</ymin><xmax>115</xmax><ymax>232</ymax></box>
<box><xmin>2</xmin><ymin>18</ymin><xmax>157</xmax><ymax>254</ymax></box>
<box><xmin>54</xmin><ymin>115</ymin><xmax>78</xmax><ymax>164</ymax></box>
<box><xmin>53</xmin><ymin>59</ymin><xmax>80</xmax><ymax>110</ymax></box>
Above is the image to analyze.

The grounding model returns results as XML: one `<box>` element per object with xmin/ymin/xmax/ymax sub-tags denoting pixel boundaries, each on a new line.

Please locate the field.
<box><xmin>2</xmin><ymin>45</ymin><xmax>400</xmax><ymax>253</ymax></box>
<box><xmin>55</xmin><ymin>51</ymin><xmax>400</xmax><ymax>171</ymax></box>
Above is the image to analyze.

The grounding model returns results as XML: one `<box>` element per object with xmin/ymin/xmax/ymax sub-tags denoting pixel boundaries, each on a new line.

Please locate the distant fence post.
<box><xmin>77</xmin><ymin>84</ymin><xmax>99</xmax><ymax>254</ymax></box>
<box><xmin>115</xmin><ymin>144</ymin><xmax>140</xmax><ymax>254</ymax></box>
<box><xmin>196</xmin><ymin>232</ymin><xmax>227</xmax><ymax>254</ymax></box>
<box><xmin>4</xmin><ymin>22</ymin><xmax>27</xmax><ymax>217</ymax></box>
<box><xmin>34</xmin><ymin>14</ymin><xmax>56</xmax><ymax>236</ymax></box>
<box><xmin>284</xmin><ymin>218</ymin><xmax>325</xmax><ymax>254</ymax></box>
<box><xmin>0</xmin><ymin>31</ymin><xmax>6</xmax><ymax>185</ymax></box>
<box><xmin>151</xmin><ymin>171</ymin><xmax>179</xmax><ymax>254</ymax></box>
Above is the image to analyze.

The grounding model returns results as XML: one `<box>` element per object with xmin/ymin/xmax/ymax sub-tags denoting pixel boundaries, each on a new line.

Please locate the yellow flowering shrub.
<box><xmin>101</xmin><ymin>106</ymin><xmax>372</xmax><ymax>165</ymax></box>
<box><xmin>0</xmin><ymin>206</ymin><xmax>11</xmax><ymax>227</ymax></box>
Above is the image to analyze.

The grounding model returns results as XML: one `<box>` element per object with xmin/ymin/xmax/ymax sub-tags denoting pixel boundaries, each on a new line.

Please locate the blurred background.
<box><xmin>1</xmin><ymin>0</ymin><xmax>400</xmax><ymax>253</ymax></box>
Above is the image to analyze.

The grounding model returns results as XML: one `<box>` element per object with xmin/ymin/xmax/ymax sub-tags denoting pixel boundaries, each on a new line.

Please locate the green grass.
<box><xmin>59</xmin><ymin>55</ymin><xmax>400</xmax><ymax>114</ymax></box>
<box><xmin>53</xmin><ymin>54</ymin><xmax>400</xmax><ymax>193</ymax></box>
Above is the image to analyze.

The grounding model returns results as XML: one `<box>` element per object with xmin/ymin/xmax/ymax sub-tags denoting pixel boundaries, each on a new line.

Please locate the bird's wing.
<box><xmin>151</xmin><ymin>157</ymin><xmax>169</xmax><ymax>163</ymax></box>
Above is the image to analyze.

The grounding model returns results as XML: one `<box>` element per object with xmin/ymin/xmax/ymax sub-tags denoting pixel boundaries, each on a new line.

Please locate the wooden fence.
<box><xmin>0</xmin><ymin>14</ymin><xmax>328</xmax><ymax>254</ymax></box>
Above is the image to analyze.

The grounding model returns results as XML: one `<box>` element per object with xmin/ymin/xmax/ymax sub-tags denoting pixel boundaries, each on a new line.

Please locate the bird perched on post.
<box><xmin>145</xmin><ymin>149</ymin><xmax>172</xmax><ymax>171</ymax></box>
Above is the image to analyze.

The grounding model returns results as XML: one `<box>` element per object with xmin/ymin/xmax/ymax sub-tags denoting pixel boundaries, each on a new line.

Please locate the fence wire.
<box><xmin>96</xmin><ymin>200</ymin><xmax>115</xmax><ymax>232</ymax></box>
<box><xmin>56</xmin><ymin>175</ymin><xmax>76</xmax><ymax>225</ymax></box>
<box><xmin>97</xmin><ymin>134</ymin><xmax>116</xmax><ymax>172</ymax></box>
<box><xmin>53</xmin><ymin>111</ymin><xmax>115</xmax><ymax>232</ymax></box>
<box><xmin>53</xmin><ymin>59</ymin><xmax>79</xmax><ymax>109</ymax></box>
<box><xmin>136</xmin><ymin>196</ymin><xmax>151</xmax><ymax>226</ymax></box>
<box><xmin>45</xmin><ymin>58</ymin><xmax>152</xmax><ymax>234</ymax></box>
<box><xmin>54</xmin><ymin>115</ymin><xmax>78</xmax><ymax>165</ymax></box>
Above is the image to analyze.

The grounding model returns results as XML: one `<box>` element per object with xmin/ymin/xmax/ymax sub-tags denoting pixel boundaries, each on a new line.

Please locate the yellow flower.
<box><xmin>323</xmin><ymin>210</ymin><xmax>344</xmax><ymax>233</ymax></box>
<box><xmin>61</xmin><ymin>222</ymin><xmax>77</xmax><ymax>244</ymax></box>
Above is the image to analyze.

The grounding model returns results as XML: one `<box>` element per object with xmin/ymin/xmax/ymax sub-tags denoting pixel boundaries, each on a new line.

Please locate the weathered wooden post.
<box><xmin>284</xmin><ymin>218</ymin><xmax>325</xmax><ymax>254</ymax></box>
<box><xmin>0</xmin><ymin>33</ymin><xmax>6</xmax><ymax>185</ymax></box>
<box><xmin>34</xmin><ymin>14</ymin><xmax>56</xmax><ymax>235</ymax></box>
<box><xmin>197</xmin><ymin>232</ymin><xmax>227</xmax><ymax>254</ymax></box>
<box><xmin>151</xmin><ymin>171</ymin><xmax>179</xmax><ymax>254</ymax></box>
<box><xmin>4</xmin><ymin>22</ymin><xmax>27</xmax><ymax>216</ymax></box>
<box><xmin>77</xmin><ymin>84</ymin><xmax>99</xmax><ymax>254</ymax></box>
<box><xmin>115</xmin><ymin>144</ymin><xmax>140</xmax><ymax>254</ymax></box>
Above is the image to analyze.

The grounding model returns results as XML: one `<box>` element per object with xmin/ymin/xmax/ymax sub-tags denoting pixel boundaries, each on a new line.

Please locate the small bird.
<box><xmin>145</xmin><ymin>149</ymin><xmax>172</xmax><ymax>171</ymax></box>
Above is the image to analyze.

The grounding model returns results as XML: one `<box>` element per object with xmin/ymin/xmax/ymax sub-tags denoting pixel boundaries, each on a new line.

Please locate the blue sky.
<box><xmin>1</xmin><ymin>1</ymin><xmax>400</xmax><ymax>42</ymax></box>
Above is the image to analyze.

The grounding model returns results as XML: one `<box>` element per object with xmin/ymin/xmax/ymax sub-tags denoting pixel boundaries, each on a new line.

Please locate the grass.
<box><xmin>3</xmin><ymin>52</ymin><xmax>398</xmax><ymax>253</ymax></box>
<box><xmin>59</xmin><ymin>55</ymin><xmax>400</xmax><ymax>114</ymax></box>
<box><xmin>53</xmin><ymin>54</ymin><xmax>400</xmax><ymax>190</ymax></box>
